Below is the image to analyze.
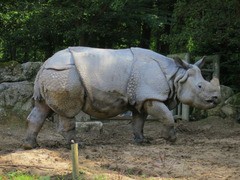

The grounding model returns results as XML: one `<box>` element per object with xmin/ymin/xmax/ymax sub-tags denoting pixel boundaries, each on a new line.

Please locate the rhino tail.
<box><xmin>32</xmin><ymin>61</ymin><xmax>47</xmax><ymax>101</ymax></box>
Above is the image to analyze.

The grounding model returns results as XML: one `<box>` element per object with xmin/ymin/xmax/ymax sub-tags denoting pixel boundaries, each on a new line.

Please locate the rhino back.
<box><xmin>70</xmin><ymin>47</ymin><xmax>133</xmax><ymax>98</ymax></box>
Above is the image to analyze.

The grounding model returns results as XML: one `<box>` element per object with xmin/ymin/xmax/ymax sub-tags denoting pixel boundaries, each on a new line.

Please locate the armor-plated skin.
<box><xmin>23</xmin><ymin>47</ymin><xmax>221</xmax><ymax>149</ymax></box>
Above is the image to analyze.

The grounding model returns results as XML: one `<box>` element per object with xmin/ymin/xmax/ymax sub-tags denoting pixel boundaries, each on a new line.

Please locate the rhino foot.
<box><xmin>22</xmin><ymin>131</ymin><xmax>40</xmax><ymax>150</ymax></box>
<box><xmin>22</xmin><ymin>140</ymin><xmax>39</xmax><ymax>150</ymax></box>
<box><xmin>134</xmin><ymin>136</ymin><xmax>151</xmax><ymax>144</ymax></box>
<box><xmin>162</xmin><ymin>125</ymin><xmax>177</xmax><ymax>143</ymax></box>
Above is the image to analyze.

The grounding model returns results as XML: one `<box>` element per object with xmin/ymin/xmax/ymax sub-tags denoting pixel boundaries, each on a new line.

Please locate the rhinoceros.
<box><xmin>23</xmin><ymin>47</ymin><xmax>221</xmax><ymax>149</ymax></box>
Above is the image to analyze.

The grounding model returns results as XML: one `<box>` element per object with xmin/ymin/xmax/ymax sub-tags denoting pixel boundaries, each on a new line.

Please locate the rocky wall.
<box><xmin>0</xmin><ymin>61</ymin><xmax>42</xmax><ymax>120</ymax></box>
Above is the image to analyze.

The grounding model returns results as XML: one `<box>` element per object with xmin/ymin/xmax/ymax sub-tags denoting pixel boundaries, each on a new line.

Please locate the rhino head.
<box><xmin>174</xmin><ymin>57</ymin><xmax>221</xmax><ymax>109</ymax></box>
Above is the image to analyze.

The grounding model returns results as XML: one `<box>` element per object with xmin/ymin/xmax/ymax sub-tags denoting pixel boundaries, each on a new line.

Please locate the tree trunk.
<box><xmin>140</xmin><ymin>23</ymin><xmax>151</xmax><ymax>49</ymax></box>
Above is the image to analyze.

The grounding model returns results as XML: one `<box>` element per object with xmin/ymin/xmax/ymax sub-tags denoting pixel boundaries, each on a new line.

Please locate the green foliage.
<box><xmin>0</xmin><ymin>0</ymin><xmax>173</xmax><ymax>62</ymax></box>
<box><xmin>168</xmin><ymin>0</ymin><xmax>240</xmax><ymax>55</ymax></box>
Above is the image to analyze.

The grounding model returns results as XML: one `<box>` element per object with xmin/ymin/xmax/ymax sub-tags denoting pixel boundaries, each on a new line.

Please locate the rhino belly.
<box><xmin>38</xmin><ymin>66</ymin><xmax>85</xmax><ymax>117</ymax></box>
<box><xmin>82</xmin><ymin>88</ymin><xmax>129</xmax><ymax>119</ymax></box>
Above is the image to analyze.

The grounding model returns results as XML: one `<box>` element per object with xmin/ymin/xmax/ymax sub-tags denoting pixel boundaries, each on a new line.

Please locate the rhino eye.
<box><xmin>198</xmin><ymin>84</ymin><xmax>202</xmax><ymax>89</ymax></box>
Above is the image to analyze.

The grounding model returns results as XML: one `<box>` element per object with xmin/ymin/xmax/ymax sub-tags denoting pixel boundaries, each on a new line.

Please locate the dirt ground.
<box><xmin>0</xmin><ymin>116</ymin><xmax>240</xmax><ymax>179</ymax></box>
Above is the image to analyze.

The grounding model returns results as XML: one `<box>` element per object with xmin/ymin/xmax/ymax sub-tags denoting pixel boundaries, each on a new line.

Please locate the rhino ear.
<box><xmin>194</xmin><ymin>56</ymin><xmax>206</xmax><ymax>69</ymax></box>
<box><xmin>173</xmin><ymin>56</ymin><xmax>190</xmax><ymax>69</ymax></box>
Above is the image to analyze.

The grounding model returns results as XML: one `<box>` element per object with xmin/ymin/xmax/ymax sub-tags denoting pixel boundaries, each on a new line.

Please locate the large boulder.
<box><xmin>0</xmin><ymin>61</ymin><xmax>42</xmax><ymax>120</ymax></box>
<box><xmin>223</xmin><ymin>92</ymin><xmax>240</xmax><ymax>121</ymax></box>
<box><xmin>0</xmin><ymin>81</ymin><xmax>33</xmax><ymax>119</ymax></box>
<box><xmin>0</xmin><ymin>61</ymin><xmax>42</xmax><ymax>83</ymax></box>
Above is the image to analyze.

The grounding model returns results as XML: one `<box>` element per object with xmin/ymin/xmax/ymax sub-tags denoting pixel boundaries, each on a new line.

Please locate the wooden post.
<box><xmin>167</xmin><ymin>52</ymin><xmax>190</xmax><ymax>121</ymax></box>
<box><xmin>181</xmin><ymin>53</ymin><xmax>190</xmax><ymax>121</ymax></box>
<box><xmin>213</xmin><ymin>55</ymin><xmax>220</xmax><ymax>79</ymax></box>
<box><xmin>71</xmin><ymin>141</ymin><xmax>79</xmax><ymax>180</ymax></box>
<box><xmin>182</xmin><ymin>104</ymin><xmax>189</xmax><ymax>121</ymax></box>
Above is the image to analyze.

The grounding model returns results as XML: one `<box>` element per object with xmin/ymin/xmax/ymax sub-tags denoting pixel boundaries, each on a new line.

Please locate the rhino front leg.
<box><xmin>58</xmin><ymin>115</ymin><xmax>77</xmax><ymax>147</ymax></box>
<box><xmin>132</xmin><ymin>110</ymin><xmax>148</xmax><ymax>144</ymax></box>
<box><xmin>23</xmin><ymin>101</ymin><xmax>52</xmax><ymax>150</ymax></box>
<box><xmin>143</xmin><ymin>100</ymin><xmax>177</xmax><ymax>142</ymax></box>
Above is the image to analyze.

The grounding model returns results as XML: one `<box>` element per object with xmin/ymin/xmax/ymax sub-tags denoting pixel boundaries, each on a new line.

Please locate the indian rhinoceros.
<box><xmin>23</xmin><ymin>47</ymin><xmax>221</xmax><ymax>149</ymax></box>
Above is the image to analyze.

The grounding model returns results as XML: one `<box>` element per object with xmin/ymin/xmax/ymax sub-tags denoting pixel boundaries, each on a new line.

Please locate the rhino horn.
<box><xmin>194</xmin><ymin>56</ymin><xmax>206</xmax><ymax>69</ymax></box>
<box><xmin>210</xmin><ymin>77</ymin><xmax>220</xmax><ymax>87</ymax></box>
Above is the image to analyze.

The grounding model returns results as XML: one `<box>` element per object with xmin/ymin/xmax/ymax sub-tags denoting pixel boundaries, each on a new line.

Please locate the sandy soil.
<box><xmin>0</xmin><ymin>116</ymin><xmax>240</xmax><ymax>179</ymax></box>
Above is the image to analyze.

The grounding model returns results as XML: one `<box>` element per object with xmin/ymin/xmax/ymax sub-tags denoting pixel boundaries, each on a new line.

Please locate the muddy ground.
<box><xmin>0</xmin><ymin>116</ymin><xmax>240</xmax><ymax>179</ymax></box>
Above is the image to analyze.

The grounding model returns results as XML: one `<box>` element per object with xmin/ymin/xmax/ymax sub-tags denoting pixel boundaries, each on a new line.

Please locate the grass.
<box><xmin>94</xmin><ymin>174</ymin><xmax>108</xmax><ymax>180</ymax></box>
<box><xmin>0</xmin><ymin>171</ymin><xmax>50</xmax><ymax>180</ymax></box>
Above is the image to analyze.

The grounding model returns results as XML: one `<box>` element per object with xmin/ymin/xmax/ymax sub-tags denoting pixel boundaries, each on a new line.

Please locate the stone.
<box><xmin>75</xmin><ymin>111</ymin><xmax>91</xmax><ymax>122</ymax></box>
<box><xmin>0</xmin><ymin>81</ymin><xmax>33</xmax><ymax>107</ymax></box>
<box><xmin>221</xmin><ymin>104</ymin><xmax>237</xmax><ymax>118</ymax></box>
<box><xmin>0</xmin><ymin>81</ymin><xmax>33</xmax><ymax>119</ymax></box>
<box><xmin>0</xmin><ymin>107</ymin><xmax>7</xmax><ymax>119</ymax></box>
<box><xmin>0</xmin><ymin>61</ymin><xmax>42</xmax><ymax>83</ymax></box>
<box><xmin>0</xmin><ymin>61</ymin><xmax>42</xmax><ymax>121</ymax></box>
<box><xmin>225</xmin><ymin>92</ymin><xmax>240</xmax><ymax>107</ymax></box>
<box><xmin>76</xmin><ymin>121</ymin><xmax>103</xmax><ymax>134</ymax></box>
<box><xmin>207</xmin><ymin>105</ymin><xmax>226</xmax><ymax>118</ymax></box>
<box><xmin>220</xmin><ymin>85</ymin><xmax>234</xmax><ymax>103</ymax></box>
<box><xmin>224</xmin><ymin>92</ymin><xmax>240</xmax><ymax>120</ymax></box>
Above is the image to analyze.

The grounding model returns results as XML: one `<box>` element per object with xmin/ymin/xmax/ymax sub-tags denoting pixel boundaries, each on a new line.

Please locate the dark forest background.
<box><xmin>0</xmin><ymin>0</ymin><xmax>239</xmax><ymax>91</ymax></box>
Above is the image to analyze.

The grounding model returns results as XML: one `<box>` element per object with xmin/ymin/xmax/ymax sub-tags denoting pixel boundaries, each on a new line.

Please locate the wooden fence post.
<box><xmin>71</xmin><ymin>141</ymin><xmax>79</xmax><ymax>180</ymax></box>
<box><xmin>181</xmin><ymin>53</ymin><xmax>190</xmax><ymax>121</ymax></box>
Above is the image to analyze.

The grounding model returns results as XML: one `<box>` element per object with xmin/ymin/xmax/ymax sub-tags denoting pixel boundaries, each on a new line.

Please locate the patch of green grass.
<box><xmin>0</xmin><ymin>171</ymin><xmax>50</xmax><ymax>180</ymax></box>
<box><xmin>94</xmin><ymin>174</ymin><xmax>108</xmax><ymax>180</ymax></box>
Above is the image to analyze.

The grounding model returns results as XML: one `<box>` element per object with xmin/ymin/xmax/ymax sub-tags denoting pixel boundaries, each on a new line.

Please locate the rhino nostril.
<box><xmin>212</xmin><ymin>96</ymin><xmax>218</xmax><ymax>100</ymax></box>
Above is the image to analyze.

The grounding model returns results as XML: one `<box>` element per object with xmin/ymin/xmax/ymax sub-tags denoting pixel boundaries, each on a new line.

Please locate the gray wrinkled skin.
<box><xmin>23</xmin><ymin>47</ymin><xmax>221</xmax><ymax>149</ymax></box>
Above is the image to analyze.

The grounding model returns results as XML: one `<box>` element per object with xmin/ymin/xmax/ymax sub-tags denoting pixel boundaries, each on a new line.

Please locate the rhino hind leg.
<box><xmin>23</xmin><ymin>101</ymin><xmax>52</xmax><ymax>150</ymax></box>
<box><xmin>57</xmin><ymin>115</ymin><xmax>80</xmax><ymax>148</ymax></box>
<box><xmin>132</xmin><ymin>110</ymin><xmax>148</xmax><ymax>144</ymax></box>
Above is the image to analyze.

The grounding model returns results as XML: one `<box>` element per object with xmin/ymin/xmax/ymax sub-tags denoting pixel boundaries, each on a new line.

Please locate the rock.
<box><xmin>190</xmin><ymin>108</ymin><xmax>208</xmax><ymax>121</ymax></box>
<box><xmin>223</xmin><ymin>92</ymin><xmax>240</xmax><ymax>120</ymax></box>
<box><xmin>207</xmin><ymin>105</ymin><xmax>226</xmax><ymax>118</ymax></box>
<box><xmin>75</xmin><ymin>111</ymin><xmax>91</xmax><ymax>122</ymax></box>
<box><xmin>76</xmin><ymin>121</ymin><xmax>103</xmax><ymax>134</ymax></box>
<box><xmin>0</xmin><ymin>81</ymin><xmax>33</xmax><ymax>107</ymax></box>
<box><xmin>21</xmin><ymin>61</ymin><xmax>43</xmax><ymax>81</ymax></box>
<box><xmin>225</xmin><ymin>92</ymin><xmax>240</xmax><ymax>107</ymax></box>
<box><xmin>221</xmin><ymin>104</ymin><xmax>237</xmax><ymax>118</ymax></box>
<box><xmin>0</xmin><ymin>81</ymin><xmax>33</xmax><ymax>119</ymax></box>
<box><xmin>0</xmin><ymin>107</ymin><xmax>7</xmax><ymax>119</ymax></box>
<box><xmin>0</xmin><ymin>61</ymin><xmax>42</xmax><ymax>83</ymax></box>
<box><xmin>0</xmin><ymin>61</ymin><xmax>42</xmax><ymax>121</ymax></box>
<box><xmin>220</xmin><ymin>85</ymin><xmax>234</xmax><ymax>103</ymax></box>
